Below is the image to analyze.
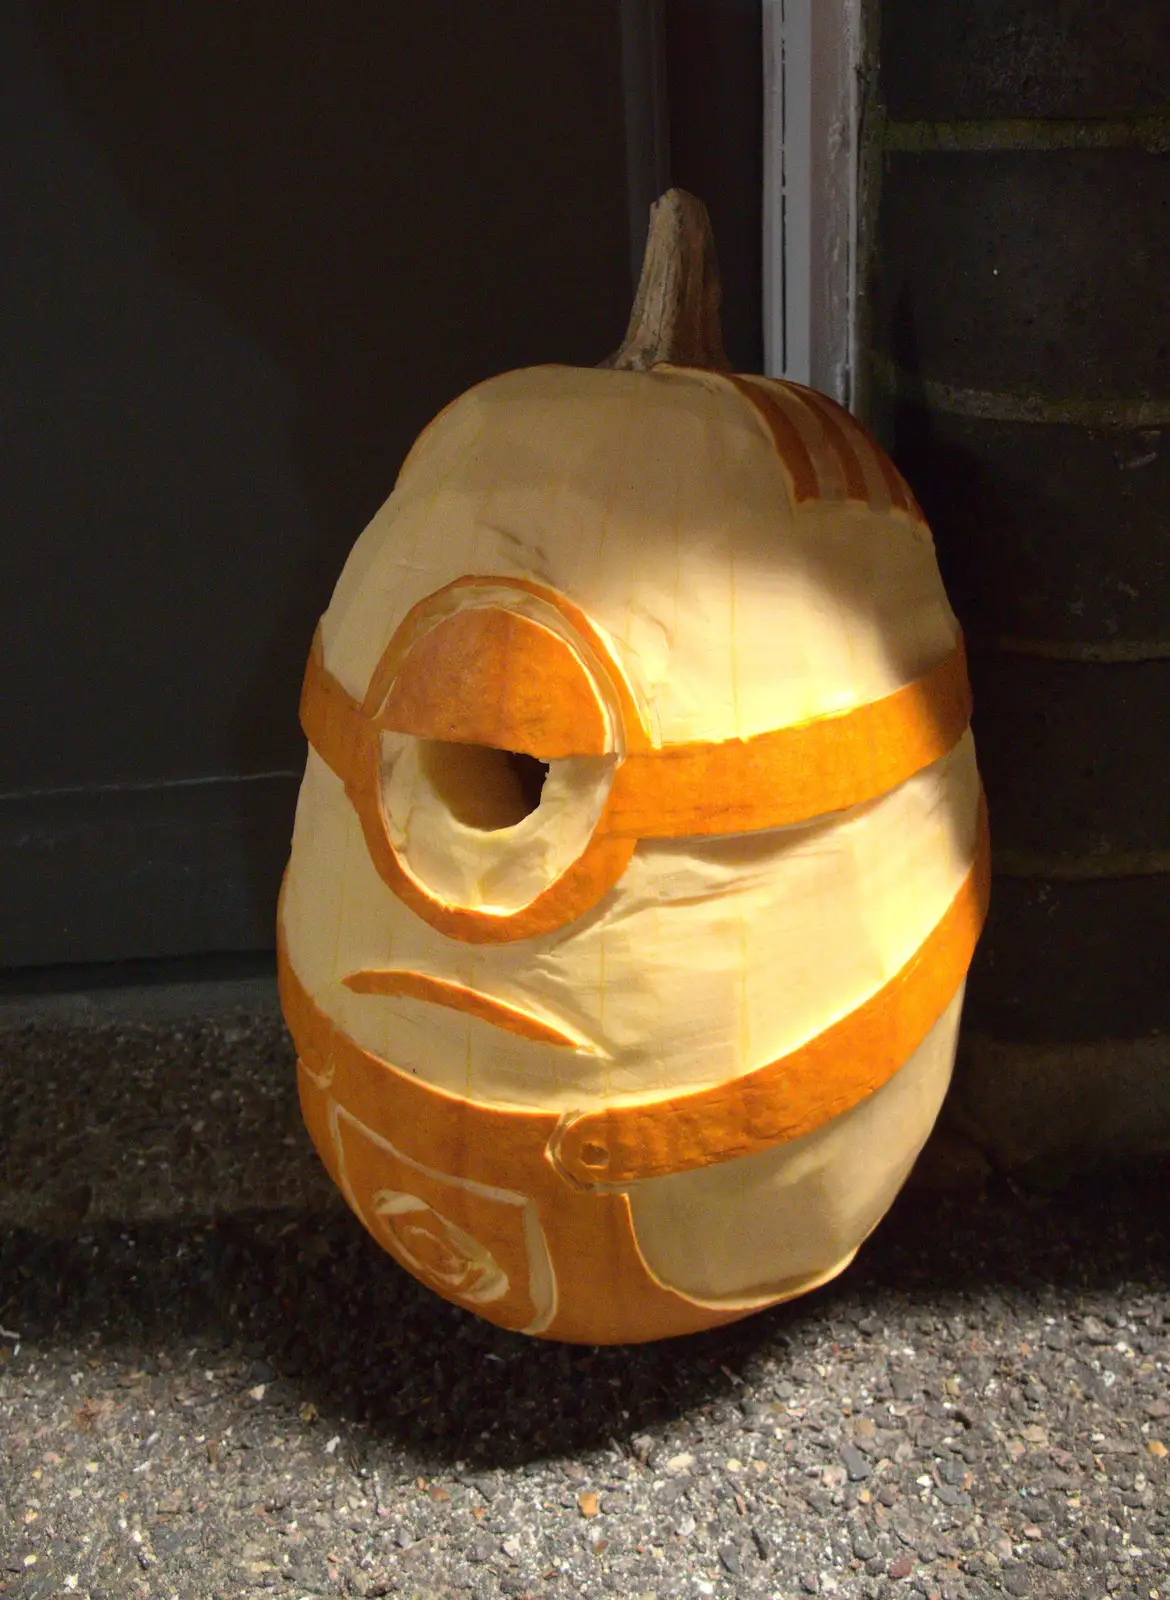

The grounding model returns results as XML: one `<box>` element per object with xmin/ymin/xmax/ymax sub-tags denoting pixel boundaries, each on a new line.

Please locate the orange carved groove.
<box><xmin>300</xmin><ymin>577</ymin><xmax>972</xmax><ymax>941</ymax></box>
<box><xmin>791</xmin><ymin>384</ymin><xmax>871</xmax><ymax>501</ymax></box>
<box><xmin>342</xmin><ymin>968</ymin><xmax>586</xmax><ymax>1049</ymax></box>
<box><xmin>724</xmin><ymin>375</ymin><xmax>821</xmax><ymax>502</ymax></box>
<box><xmin>726</xmin><ymin>372</ymin><xmax>925</xmax><ymax>520</ymax></box>
<box><xmin>553</xmin><ymin>793</ymin><xmax>991</xmax><ymax>1186</ymax></box>
<box><xmin>360</xmin><ymin>578</ymin><xmax>651</xmax><ymax>752</ymax></box>
<box><xmin>281</xmin><ymin>940</ymin><xmax>757</xmax><ymax>1342</ymax></box>
<box><xmin>605</xmin><ymin>640</ymin><xmax>972</xmax><ymax>838</ymax></box>
<box><xmin>280</xmin><ymin>803</ymin><xmax>987</xmax><ymax>1340</ymax></box>
<box><xmin>377</xmin><ymin>606</ymin><xmax>609</xmax><ymax>759</ymax></box>
<box><xmin>796</xmin><ymin>383</ymin><xmax>921</xmax><ymax>517</ymax></box>
<box><xmin>304</xmin><ymin>627</ymin><xmax>971</xmax><ymax>845</ymax></box>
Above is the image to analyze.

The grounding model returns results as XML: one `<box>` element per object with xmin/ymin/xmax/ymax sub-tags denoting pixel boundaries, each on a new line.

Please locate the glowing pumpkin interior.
<box><xmin>278</xmin><ymin>192</ymin><xmax>988</xmax><ymax>1343</ymax></box>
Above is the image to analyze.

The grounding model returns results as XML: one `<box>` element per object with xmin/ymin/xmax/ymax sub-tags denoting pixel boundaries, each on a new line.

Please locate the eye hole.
<box><xmin>417</xmin><ymin>740</ymin><xmax>549</xmax><ymax>831</ymax></box>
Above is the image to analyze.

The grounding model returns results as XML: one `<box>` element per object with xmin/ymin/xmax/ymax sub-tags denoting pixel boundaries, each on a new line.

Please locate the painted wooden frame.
<box><xmin>762</xmin><ymin>0</ymin><xmax>862</xmax><ymax>404</ymax></box>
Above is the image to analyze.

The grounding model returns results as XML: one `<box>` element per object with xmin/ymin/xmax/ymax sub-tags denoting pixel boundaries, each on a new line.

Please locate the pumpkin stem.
<box><xmin>602</xmin><ymin>188</ymin><xmax>732</xmax><ymax>372</ymax></box>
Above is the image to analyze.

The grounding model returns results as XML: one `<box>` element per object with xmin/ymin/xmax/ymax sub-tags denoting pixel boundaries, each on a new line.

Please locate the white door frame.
<box><xmin>763</xmin><ymin>0</ymin><xmax>862</xmax><ymax>406</ymax></box>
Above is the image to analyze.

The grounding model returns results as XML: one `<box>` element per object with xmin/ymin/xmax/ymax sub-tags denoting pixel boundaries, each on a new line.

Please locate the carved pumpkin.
<box><xmin>279</xmin><ymin>192</ymin><xmax>988</xmax><ymax>1343</ymax></box>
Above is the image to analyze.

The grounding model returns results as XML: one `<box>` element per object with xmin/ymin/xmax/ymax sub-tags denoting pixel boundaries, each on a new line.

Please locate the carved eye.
<box><xmin>372</xmin><ymin>603</ymin><xmax>622</xmax><ymax>919</ymax></box>
<box><xmin>414</xmin><ymin>740</ymin><xmax>549</xmax><ymax>832</ymax></box>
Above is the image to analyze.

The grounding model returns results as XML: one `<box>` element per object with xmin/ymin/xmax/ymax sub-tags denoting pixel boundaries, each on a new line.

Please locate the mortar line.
<box><xmin>969</xmin><ymin>637</ymin><xmax>1170</xmax><ymax>664</ymax></box>
<box><xmin>884</xmin><ymin>117</ymin><xmax>1170</xmax><ymax>153</ymax></box>
<box><xmin>993</xmin><ymin>850</ymin><xmax>1170</xmax><ymax>882</ymax></box>
<box><xmin>870</xmin><ymin>355</ymin><xmax>1170</xmax><ymax>426</ymax></box>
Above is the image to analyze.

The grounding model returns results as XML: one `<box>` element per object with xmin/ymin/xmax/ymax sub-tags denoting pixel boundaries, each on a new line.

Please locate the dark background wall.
<box><xmin>0</xmin><ymin>0</ymin><xmax>761</xmax><ymax>978</ymax></box>
<box><xmin>5</xmin><ymin>0</ymin><xmax>1164</xmax><ymax>1162</ymax></box>
<box><xmin>870</xmin><ymin>0</ymin><xmax>1170</xmax><ymax>1163</ymax></box>
<box><xmin>665</xmin><ymin>0</ymin><xmax>763</xmax><ymax>376</ymax></box>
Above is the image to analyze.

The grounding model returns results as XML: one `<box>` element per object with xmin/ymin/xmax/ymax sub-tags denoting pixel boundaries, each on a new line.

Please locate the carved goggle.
<box><xmin>300</xmin><ymin>576</ymin><xmax>973</xmax><ymax>943</ymax></box>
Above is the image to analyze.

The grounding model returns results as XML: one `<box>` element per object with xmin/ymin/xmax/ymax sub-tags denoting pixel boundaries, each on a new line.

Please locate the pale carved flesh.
<box><xmin>278</xmin><ymin>349</ymin><xmax>988</xmax><ymax>1343</ymax></box>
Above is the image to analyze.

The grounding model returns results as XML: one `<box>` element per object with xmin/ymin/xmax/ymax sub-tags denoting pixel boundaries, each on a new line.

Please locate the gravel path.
<box><xmin>1</xmin><ymin>1004</ymin><xmax>1167</xmax><ymax>1600</ymax></box>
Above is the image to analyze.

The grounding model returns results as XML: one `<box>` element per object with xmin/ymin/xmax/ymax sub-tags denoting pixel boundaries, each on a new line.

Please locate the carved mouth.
<box><xmin>341</xmin><ymin>967</ymin><xmax>589</xmax><ymax>1051</ymax></box>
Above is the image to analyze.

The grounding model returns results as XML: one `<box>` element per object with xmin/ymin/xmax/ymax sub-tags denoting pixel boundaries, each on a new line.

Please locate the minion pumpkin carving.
<box><xmin>279</xmin><ymin>191</ymin><xmax>988</xmax><ymax>1343</ymax></box>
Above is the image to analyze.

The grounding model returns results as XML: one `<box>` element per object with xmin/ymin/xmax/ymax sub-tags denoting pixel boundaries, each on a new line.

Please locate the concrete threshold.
<box><xmin>0</xmin><ymin>958</ymin><xmax>280</xmax><ymax>1028</ymax></box>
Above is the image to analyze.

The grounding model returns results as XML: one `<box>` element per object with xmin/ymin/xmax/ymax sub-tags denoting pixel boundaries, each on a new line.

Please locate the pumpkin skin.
<box><xmin>279</xmin><ymin>360</ymin><xmax>988</xmax><ymax>1343</ymax></box>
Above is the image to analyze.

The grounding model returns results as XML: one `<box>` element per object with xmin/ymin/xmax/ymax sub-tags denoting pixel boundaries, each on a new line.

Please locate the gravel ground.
<box><xmin>1</xmin><ymin>1002</ymin><xmax>1167</xmax><ymax>1600</ymax></box>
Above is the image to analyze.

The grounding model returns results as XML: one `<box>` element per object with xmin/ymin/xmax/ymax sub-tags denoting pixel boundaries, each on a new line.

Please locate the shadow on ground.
<box><xmin>2</xmin><ymin>1008</ymin><xmax>1168</xmax><ymax>1473</ymax></box>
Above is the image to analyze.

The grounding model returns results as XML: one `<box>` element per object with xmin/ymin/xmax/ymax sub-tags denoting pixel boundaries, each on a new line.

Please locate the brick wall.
<box><xmin>868</xmin><ymin>1</ymin><xmax>1170</xmax><ymax>1171</ymax></box>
